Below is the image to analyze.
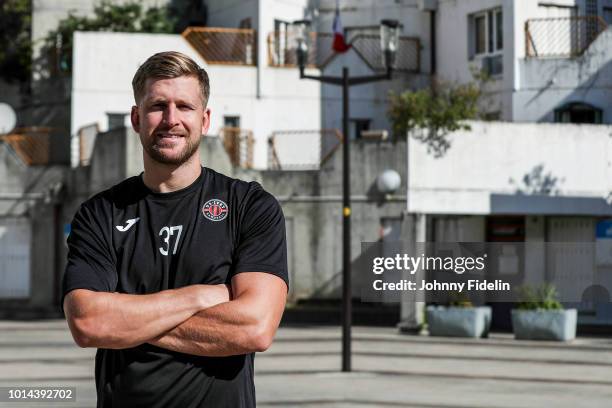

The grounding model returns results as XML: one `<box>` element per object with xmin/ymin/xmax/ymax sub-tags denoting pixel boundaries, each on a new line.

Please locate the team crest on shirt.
<box><xmin>202</xmin><ymin>199</ymin><xmax>228</xmax><ymax>221</ymax></box>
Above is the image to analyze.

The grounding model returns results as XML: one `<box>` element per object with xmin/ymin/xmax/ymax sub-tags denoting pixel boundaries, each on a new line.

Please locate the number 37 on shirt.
<box><xmin>159</xmin><ymin>225</ymin><xmax>183</xmax><ymax>256</ymax></box>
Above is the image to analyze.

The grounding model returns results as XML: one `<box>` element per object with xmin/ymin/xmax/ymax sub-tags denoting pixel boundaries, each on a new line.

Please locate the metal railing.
<box><xmin>351</xmin><ymin>34</ymin><xmax>420</xmax><ymax>72</ymax></box>
<box><xmin>525</xmin><ymin>16</ymin><xmax>608</xmax><ymax>58</ymax></box>
<box><xmin>220</xmin><ymin>127</ymin><xmax>254</xmax><ymax>168</ymax></box>
<box><xmin>267</xmin><ymin>31</ymin><xmax>420</xmax><ymax>72</ymax></box>
<box><xmin>0</xmin><ymin>127</ymin><xmax>51</xmax><ymax>165</ymax></box>
<box><xmin>182</xmin><ymin>27</ymin><xmax>256</xmax><ymax>65</ymax></box>
<box><xmin>267</xmin><ymin>32</ymin><xmax>335</xmax><ymax>68</ymax></box>
<box><xmin>268</xmin><ymin>129</ymin><xmax>342</xmax><ymax>170</ymax></box>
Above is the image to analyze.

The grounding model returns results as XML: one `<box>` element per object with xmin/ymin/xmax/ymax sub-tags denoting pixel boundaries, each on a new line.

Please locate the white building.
<box><xmin>6</xmin><ymin>0</ymin><xmax>612</xmax><ymax>325</ymax></box>
<box><xmin>404</xmin><ymin>121</ymin><xmax>612</xmax><ymax>327</ymax></box>
<box><xmin>19</xmin><ymin>0</ymin><xmax>612</xmax><ymax>168</ymax></box>
<box><xmin>436</xmin><ymin>0</ymin><xmax>612</xmax><ymax>122</ymax></box>
<box><xmin>69</xmin><ymin>0</ymin><xmax>426</xmax><ymax>169</ymax></box>
<box><xmin>70</xmin><ymin>29</ymin><xmax>322</xmax><ymax>170</ymax></box>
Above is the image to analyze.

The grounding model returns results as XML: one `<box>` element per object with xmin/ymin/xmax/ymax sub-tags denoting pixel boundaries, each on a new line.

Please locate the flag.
<box><xmin>332</xmin><ymin>2</ymin><xmax>350</xmax><ymax>53</ymax></box>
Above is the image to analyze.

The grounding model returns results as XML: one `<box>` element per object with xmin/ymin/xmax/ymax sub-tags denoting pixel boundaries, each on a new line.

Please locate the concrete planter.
<box><xmin>511</xmin><ymin>309</ymin><xmax>577</xmax><ymax>341</ymax></box>
<box><xmin>426</xmin><ymin>306</ymin><xmax>492</xmax><ymax>338</ymax></box>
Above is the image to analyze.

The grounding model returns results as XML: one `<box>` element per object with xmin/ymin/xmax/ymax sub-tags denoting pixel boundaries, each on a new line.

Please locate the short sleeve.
<box><xmin>231</xmin><ymin>185</ymin><xmax>288</xmax><ymax>290</ymax></box>
<box><xmin>61</xmin><ymin>201</ymin><xmax>117</xmax><ymax>307</ymax></box>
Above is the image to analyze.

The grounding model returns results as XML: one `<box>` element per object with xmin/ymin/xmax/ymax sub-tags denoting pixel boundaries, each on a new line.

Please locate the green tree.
<box><xmin>140</xmin><ymin>7</ymin><xmax>177</xmax><ymax>33</ymax></box>
<box><xmin>43</xmin><ymin>1</ymin><xmax>177</xmax><ymax>75</ymax></box>
<box><xmin>388</xmin><ymin>79</ymin><xmax>483</xmax><ymax>157</ymax></box>
<box><xmin>0</xmin><ymin>0</ymin><xmax>32</xmax><ymax>84</ymax></box>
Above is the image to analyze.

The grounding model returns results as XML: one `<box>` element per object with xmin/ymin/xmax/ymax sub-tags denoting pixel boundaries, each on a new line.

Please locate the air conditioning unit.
<box><xmin>481</xmin><ymin>54</ymin><xmax>503</xmax><ymax>76</ymax></box>
<box><xmin>361</xmin><ymin>129</ymin><xmax>389</xmax><ymax>141</ymax></box>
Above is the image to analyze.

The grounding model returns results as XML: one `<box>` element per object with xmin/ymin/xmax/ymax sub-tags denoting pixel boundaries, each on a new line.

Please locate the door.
<box><xmin>486</xmin><ymin>216</ymin><xmax>525</xmax><ymax>330</ymax></box>
<box><xmin>0</xmin><ymin>217</ymin><xmax>31</xmax><ymax>298</ymax></box>
<box><xmin>546</xmin><ymin>217</ymin><xmax>595</xmax><ymax>311</ymax></box>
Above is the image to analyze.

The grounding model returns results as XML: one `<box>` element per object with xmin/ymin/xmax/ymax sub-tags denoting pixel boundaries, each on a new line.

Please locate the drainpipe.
<box><xmin>53</xmin><ymin>202</ymin><xmax>62</xmax><ymax>307</ymax></box>
<box><xmin>430</xmin><ymin>9</ymin><xmax>436</xmax><ymax>75</ymax></box>
<box><xmin>256</xmin><ymin>0</ymin><xmax>262</xmax><ymax>99</ymax></box>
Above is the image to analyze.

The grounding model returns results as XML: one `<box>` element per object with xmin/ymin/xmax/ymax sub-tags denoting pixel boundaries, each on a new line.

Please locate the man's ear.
<box><xmin>202</xmin><ymin>107</ymin><xmax>212</xmax><ymax>136</ymax></box>
<box><xmin>130</xmin><ymin>105</ymin><xmax>140</xmax><ymax>133</ymax></box>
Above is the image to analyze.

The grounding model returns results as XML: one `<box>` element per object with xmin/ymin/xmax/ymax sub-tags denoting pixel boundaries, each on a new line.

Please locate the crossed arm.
<box><xmin>63</xmin><ymin>272</ymin><xmax>287</xmax><ymax>356</ymax></box>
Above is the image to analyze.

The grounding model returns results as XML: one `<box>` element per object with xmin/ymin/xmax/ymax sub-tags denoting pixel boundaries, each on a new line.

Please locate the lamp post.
<box><xmin>292</xmin><ymin>18</ymin><xmax>400</xmax><ymax>372</ymax></box>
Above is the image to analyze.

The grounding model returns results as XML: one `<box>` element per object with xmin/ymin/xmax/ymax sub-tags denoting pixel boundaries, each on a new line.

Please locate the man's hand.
<box><xmin>64</xmin><ymin>284</ymin><xmax>231</xmax><ymax>349</ymax></box>
<box><xmin>149</xmin><ymin>272</ymin><xmax>287</xmax><ymax>357</ymax></box>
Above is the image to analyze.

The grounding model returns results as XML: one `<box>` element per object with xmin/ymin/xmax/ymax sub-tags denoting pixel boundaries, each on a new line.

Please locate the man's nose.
<box><xmin>163</xmin><ymin>104</ymin><xmax>180</xmax><ymax>127</ymax></box>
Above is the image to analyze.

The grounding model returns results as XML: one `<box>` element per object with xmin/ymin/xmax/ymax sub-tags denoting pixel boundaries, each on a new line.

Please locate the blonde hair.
<box><xmin>132</xmin><ymin>51</ymin><xmax>210</xmax><ymax>106</ymax></box>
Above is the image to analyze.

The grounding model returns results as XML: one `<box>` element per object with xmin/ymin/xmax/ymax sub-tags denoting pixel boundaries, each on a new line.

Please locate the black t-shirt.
<box><xmin>62</xmin><ymin>167</ymin><xmax>288</xmax><ymax>408</ymax></box>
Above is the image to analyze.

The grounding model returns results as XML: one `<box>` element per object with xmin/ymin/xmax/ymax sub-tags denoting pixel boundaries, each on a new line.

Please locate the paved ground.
<box><xmin>1</xmin><ymin>320</ymin><xmax>612</xmax><ymax>407</ymax></box>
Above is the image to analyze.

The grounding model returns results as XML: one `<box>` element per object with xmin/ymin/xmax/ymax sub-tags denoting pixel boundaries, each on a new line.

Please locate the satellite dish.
<box><xmin>0</xmin><ymin>103</ymin><xmax>17</xmax><ymax>135</ymax></box>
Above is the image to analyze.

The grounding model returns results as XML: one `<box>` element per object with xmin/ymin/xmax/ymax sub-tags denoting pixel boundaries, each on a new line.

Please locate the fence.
<box><xmin>220</xmin><ymin>127</ymin><xmax>254</xmax><ymax>168</ymax></box>
<box><xmin>525</xmin><ymin>16</ymin><xmax>607</xmax><ymax>58</ymax></box>
<box><xmin>0</xmin><ymin>127</ymin><xmax>51</xmax><ymax>165</ymax></box>
<box><xmin>267</xmin><ymin>32</ymin><xmax>335</xmax><ymax>67</ymax></box>
<box><xmin>268</xmin><ymin>129</ymin><xmax>342</xmax><ymax>170</ymax></box>
<box><xmin>182</xmin><ymin>27</ymin><xmax>256</xmax><ymax>65</ymax></box>
<box><xmin>268</xmin><ymin>31</ymin><xmax>420</xmax><ymax>72</ymax></box>
<box><xmin>351</xmin><ymin>34</ymin><xmax>420</xmax><ymax>72</ymax></box>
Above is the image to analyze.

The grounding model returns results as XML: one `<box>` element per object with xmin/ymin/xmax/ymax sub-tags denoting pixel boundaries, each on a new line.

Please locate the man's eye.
<box><xmin>179</xmin><ymin>105</ymin><xmax>194</xmax><ymax>110</ymax></box>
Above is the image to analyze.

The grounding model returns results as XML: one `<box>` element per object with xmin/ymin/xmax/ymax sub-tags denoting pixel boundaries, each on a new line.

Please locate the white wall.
<box><xmin>437</xmin><ymin>0</ymin><xmax>512</xmax><ymax>119</ymax></box>
<box><xmin>407</xmin><ymin>121</ymin><xmax>612</xmax><ymax>214</ymax></box>
<box><xmin>311</xmin><ymin>0</ymin><xmax>431</xmax><ymax>136</ymax></box>
<box><xmin>435</xmin><ymin>0</ymin><xmax>611</xmax><ymax>122</ymax></box>
<box><xmin>71</xmin><ymin>31</ymin><xmax>321</xmax><ymax>169</ymax></box>
<box><xmin>514</xmin><ymin>28</ymin><xmax>612</xmax><ymax>123</ymax></box>
<box><xmin>315</xmin><ymin>0</ymin><xmax>431</xmax><ymax>72</ymax></box>
<box><xmin>319</xmin><ymin>50</ymin><xmax>428</xmax><ymax>136</ymax></box>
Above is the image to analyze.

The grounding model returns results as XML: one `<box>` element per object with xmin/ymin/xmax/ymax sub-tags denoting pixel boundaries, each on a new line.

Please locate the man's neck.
<box><xmin>142</xmin><ymin>157</ymin><xmax>202</xmax><ymax>193</ymax></box>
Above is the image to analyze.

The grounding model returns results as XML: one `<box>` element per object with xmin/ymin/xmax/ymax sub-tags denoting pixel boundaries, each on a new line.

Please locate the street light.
<box><xmin>380</xmin><ymin>19</ymin><xmax>400</xmax><ymax>70</ymax></box>
<box><xmin>291</xmin><ymin>20</ymin><xmax>311</xmax><ymax>69</ymax></box>
<box><xmin>291</xmin><ymin>18</ymin><xmax>400</xmax><ymax>372</ymax></box>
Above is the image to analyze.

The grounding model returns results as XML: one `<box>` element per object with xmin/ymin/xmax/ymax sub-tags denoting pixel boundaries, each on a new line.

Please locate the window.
<box><xmin>604</xmin><ymin>7</ymin><xmax>612</xmax><ymax>25</ymax></box>
<box><xmin>239</xmin><ymin>18</ymin><xmax>252</xmax><ymax>29</ymax></box>
<box><xmin>470</xmin><ymin>8</ymin><xmax>503</xmax><ymax>58</ymax></box>
<box><xmin>475</xmin><ymin>14</ymin><xmax>487</xmax><ymax>55</ymax></box>
<box><xmin>224</xmin><ymin>116</ymin><xmax>240</xmax><ymax>128</ymax></box>
<box><xmin>554</xmin><ymin>102</ymin><xmax>603</xmax><ymax>124</ymax></box>
<box><xmin>495</xmin><ymin>9</ymin><xmax>503</xmax><ymax>51</ymax></box>
<box><xmin>273</xmin><ymin>19</ymin><xmax>291</xmax><ymax>65</ymax></box>
<box><xmin>351</xmin><ymin>118</ymin><xmax>371</xmax><ymax>139</ymax></box>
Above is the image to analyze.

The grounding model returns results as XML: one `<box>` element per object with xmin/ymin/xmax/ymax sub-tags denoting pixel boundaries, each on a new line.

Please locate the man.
<box><xmin>62</xmin><ymin>51</ymin><xmax>288</xmax><ymax>407</ymax></box>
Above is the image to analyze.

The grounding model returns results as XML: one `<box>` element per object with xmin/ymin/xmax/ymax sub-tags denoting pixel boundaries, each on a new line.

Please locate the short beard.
<box><xmin>144</xmin><ymin>136</ymin><xmax>200</xmax><ymax>166</ymax></box>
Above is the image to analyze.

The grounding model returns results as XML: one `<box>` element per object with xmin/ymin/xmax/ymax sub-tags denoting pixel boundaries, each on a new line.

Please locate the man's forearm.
<box><xmin>148</xmin><ymin>273</ymin><xmax>287</xmax><ymax>357</ymax></box>
<box><xmin>149</xmin><ymin>293</ymin><xmax>280</xmax><ymax>357</ymax></box>
<box><xmin>64</xmin><ymin>285</ymin><xmax>229</xmax><ymax>349</ymax></box>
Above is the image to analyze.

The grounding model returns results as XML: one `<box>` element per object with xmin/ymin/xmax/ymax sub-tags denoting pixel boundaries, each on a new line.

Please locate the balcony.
<box><xmin>267</xmin><ymin>31</ymin><xmax>420</xmax><ymax>72</ymax></box>
<box><xmin>267</xmin><ymin>32</ymin><xmax>335</xmax><ymax>68</ymax></box>
<box><xmin>0</xmin><ymin>127</ymin><xmax>51</xmax><ymax>165</ymax></box>
<box><xmin>268</xmin><ymin>129</ymin><xmax>342</xmax><ymax>170</ymax></box>
<box><xmin>182</xmin><ymin>27</ymin><xmax>256</xmax><ymax>65</ymax></box>
<box><xmin>525</xmin><ymin>16</ymin><xmax>608</xmax><ymax>58</ymax></box>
